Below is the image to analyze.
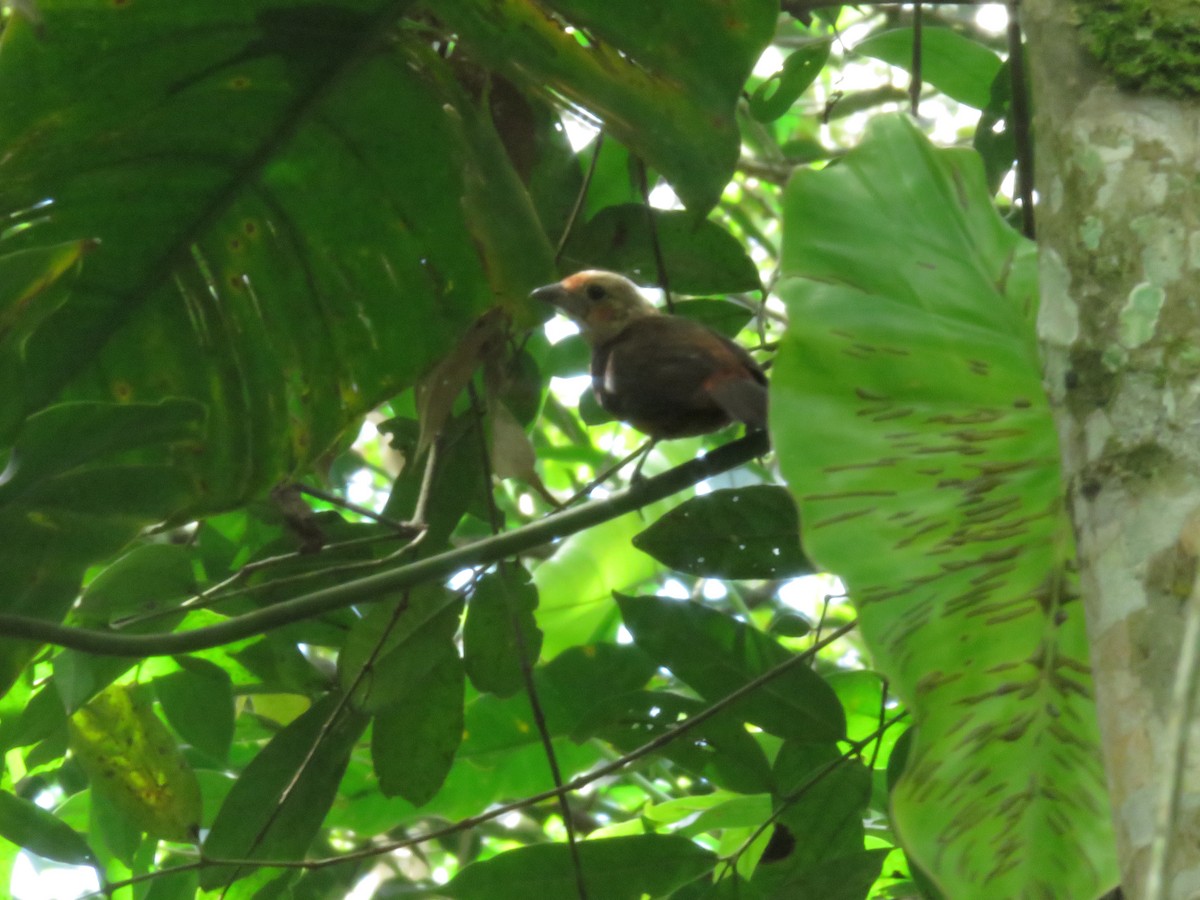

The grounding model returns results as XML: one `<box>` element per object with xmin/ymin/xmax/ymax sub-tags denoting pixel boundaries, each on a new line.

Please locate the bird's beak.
<box><xmin>531</xmin><ymin>283</ymin><xmax>565</xmax><ymax>304</ymax></box>
<box><xmin>531</xmin><ymin>282</ymin><xmax>585</xmax><ymax>320</ymax></box>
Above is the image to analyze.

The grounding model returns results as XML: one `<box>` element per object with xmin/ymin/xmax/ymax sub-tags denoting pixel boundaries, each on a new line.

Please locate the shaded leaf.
<box><xmin>562</xmin><ymin>205</ymin><xmax>761</xmax><ymax>295</ymax></box>
<box><xmin>156</xmin><ymin>657</ymin><xmax>236</xmax><ymax>763</ymax></box>
<box><xmin>372</xmin><ymin>650</ymin><xmax>464</xmax><ymax>805</ymax></box>
<box><xmin>577</xmin><ymin>689</ymin><xmax>773</xmax><ymax>794</ymax></box>
<box><xmin>673</xmin><ymin>298</ymin><xmax>756</xmax><ymax>339</ymax></box>
<box><xmin>750</xmin><ymin>41</ymin><xmax>831</xmax><ymax>121</ymax></box>
<box><xmin>201</xmin><ymin>695</ymin><xmax>368</xmax><ymax>889</ymax></box>
<box><xmin>339</xmin><ymin>590</ymin><xmax>466</xmax><ymax>804</ymax></box>
<box><xmin>617</xmin><ymin>595</ymin><xmax>845</xmax><ymax>742</ymax></box>
<box><xmin>338</xmin><ymin>590</ymin><xmax>464</xmax><ymax>714</ymax></box>
<box><xmin>77</xmin><ymin>542</ymin><xmax>196</xmax><ymax>625</ymax></box>
<box><xmin>772</xmin><ymin>744</ymin><xmax>870</xmax><ymax>867</ymax></box>
<box><xmin>760</xmin><ymin>849</ymin><xmax>890</xmax><ymax>900</ymax></box>
<box><xmin>633</xmin><ymin>486</ymin><xmax>814</xmax><ymax>579</ymax></box>
<box><xmin>440</xmin><ymin>0</ymin><xmax>776</xmax><ymax>211</ymax></box>
<box><xmin>440</xmin><ymin>833</ymin><xmax>715</xmax><ymax>900</ymax></box>
<box><xmin>974</xmin><ymin>61</ymin><xmax>1018</xmax><ymax>195</ymax></box>
<box><xmin>416</xmin><ymin>308</ymin><xmax>511</xmax><ymax>460</ymax></box>
<box><xmin>463</xmin><ymin>566</ymin><xmax>543</xmax><ymax>697</ymax></box>
<box><xmin>0</xmin><ymin>790</ymin><xmax>95</xmax><ymax>867</ymax></box>
<box><xmin>0</xmin><ymin>2</ymin><xmax>551</xmax><ymax>522</ymax></box>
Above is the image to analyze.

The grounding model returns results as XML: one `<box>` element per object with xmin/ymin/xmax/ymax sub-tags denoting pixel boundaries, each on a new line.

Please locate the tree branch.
<box><xmin>0</xmin><ymin>432</ymin><xmax>770</xmax><ymax>657</ymax></box>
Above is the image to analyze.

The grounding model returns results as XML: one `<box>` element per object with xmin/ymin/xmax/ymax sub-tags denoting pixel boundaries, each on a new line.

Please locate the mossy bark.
<box><xmin>1027</xmin><ymin>1</ymin><xmax>1200</xmax><ymax>896</ymax></box>
<box><xmin>1079</xmin><ymin>0</ymin><xmax>1200</xmax><ymax>98</ymax></box>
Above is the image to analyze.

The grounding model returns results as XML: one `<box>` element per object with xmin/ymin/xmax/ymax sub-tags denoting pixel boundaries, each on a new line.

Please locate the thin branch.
<box><xmin>1006</xmin><ymin>0</ymin><xmax>1036</xmax><ymax>239</ymax></box>
<box><xmin>1145</xmin><ymin>583</ymin><xmax>1200</xmax><ymax>900</ymax></box>
<box><xmin>295</xmin><ymin>482</ymin><xmax>422</xmax><ymax>535</ymax></box>
<box><xmin>736</xmin><ymin>156</ymin><xmax>797</xmax><ymax>187</ymax></box>
<box><xmin>722</xmin><ymin>708</ymin><xmax>910</xmax><ymax>881</ymax></box>
<box><xmin>909</xmin><ymin>2</ymin><xmax>923</xmax><ymax>117</ymax></box>
<box><xmin>556</xmin><ymin>131</ymin><xmax>605</xmax><ymax>262</ymax></box>
<box><xmin>467</xmin><ymin>383</ymin><xmax>589</xmax><ymax>900</ymax></box>
<box><xmin>634</xmin><ymin>157</ymin><xmax>673</xmax><ymax>313</ymax></box>
<box><xmin>0</xmin><ymin>433</ymin><xmax>770</xmax><ymax>656</ymax></box>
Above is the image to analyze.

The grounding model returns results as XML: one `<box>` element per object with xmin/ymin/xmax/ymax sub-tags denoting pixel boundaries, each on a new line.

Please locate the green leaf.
<box><xmin>759</xmin><ymin>849</ymin><xmax>890</xmax><ymax>900</ymax></box>
<box><xmin>67</xmin><ymin>684</ymin><xmax>202</xmax><ymax>843</ymax></box>
<box><xmin>372</xmin><ymin>651</ymin><xmax>465</xmax><ymax>805</ymax></box>
<box><xmin>0</xmin><ymin>400</ymin><xmax>204</xmax><ymax>510</ymax></box>
<box><xmin>577</xmin><ymin>689</ymin><xmax>773</xmax><ymax>794</ymax></box>
<box><xmin>854</xmin><ymin>27</ymin><xmax>1002</xmax><ymax>109</ymax></box>
<box><xmin>534</xmin><ymin>510</ymin><xmax>665</xmax><ymax>658</ymax></box>
<box><xmin>463</xmin><ymin>566</ymin><xmax>543</xmax><ymax>698</ymax></box>
<box><xmin>773</xmin><ymin>114</ymin><xmax>1116</xmax><ymax>898</ymax></box>
<box><xmin>751</xmin><ymin>745</ymin><xmax>877</xmax><ymax>897</ymax></box>
<box><xmin>0</xmin><ymin>790</ymin><xmax>96</xmax><ymax>867</ymax></box>
<box><xmin>338</xmin><ymin>590</ymin><xmax>466</xmax><ymax>805</ymax></box>
<box><xmin>156</xmin><ymin>657</ymin><xmax>236</xmax><ymax>763</ymax></box>
<box><xmin>76</xmin><ymin>543</ymin><xmax>196</xmax><ymax>624</ymax></box>
<box><xmin>338</xmin><ymin>590</ymin><xmax>465</xmax><ymax>714</ymax></box>
<box><xmin>439</xmin><ymin>0</ymin><xmax>777</xmax><ymax>211</ymax></box>
<box><xmin>440</xmin><ymin>833</ymin><xmax>715</xmax><ymax>900</ymax></box>
<box><xmin>202</xmin><ymin>695</ymin><xmax>368</xmax><ymax>889</ymax></box>
<box><xmin>771</xmin><ymin>744</ymin><xmax>870</xmax><ymax>867</ymax></box>
<box><xmin>562</xmin><ymin>205</ymin><xmax>762</xmax><ymax>295</ymax></box>
<box><xmin>88</xmin><ymin>788</ymin><xmax>145</xmax><ymax>868</ymax></box>
<box><xmin>974</xmin><ymin>61</ymin><xmax>1018</xmax><ymax>195</ymax></box>
<box><xmin>749</xmin><ymin>41</ymin><xmax>831</xmax><ymax>122</ymax></box>
<box><xmin>633</xmin><ymin>486</ymin><xmax>815</xmax><ymax>579</ymax></box>
<box><xmin>0</xmin><ymin>400</ymin><xmax>204</xmax><ymax>693</ymax></box>
<box><xmin>673</xmin><ymin>298</ymin><xmax>756</xmax><ymax>339</ymax></box>
<box><xmin>0</xmin><ymin>2</ymin><xmax>552</xmax><ymax>517</ymax></box>
<box><xmin>616</xmin><ymin>595</ymin><xmax>845</xmax><ymax>742</ymax></box>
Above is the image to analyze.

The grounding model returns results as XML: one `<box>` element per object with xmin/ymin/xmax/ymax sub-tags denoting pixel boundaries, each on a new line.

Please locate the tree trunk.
<box><xmin>1025</xmin><ymin>2</ymin><xmax>1200</xmax><ymax>897</ymax></box>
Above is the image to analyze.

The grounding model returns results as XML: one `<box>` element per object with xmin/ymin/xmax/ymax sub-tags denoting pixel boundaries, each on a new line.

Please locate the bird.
<box><xmin>531</xmin><ymin>270</ymin><xmax>768</xmax><ymax>440</ymax></box>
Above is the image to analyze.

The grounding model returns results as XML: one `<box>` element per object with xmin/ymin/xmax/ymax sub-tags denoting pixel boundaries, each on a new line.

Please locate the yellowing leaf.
<box><xmin>68</xmin><ymin>684</ymin><xmax>201</xmax><ymax>842</ymax></box>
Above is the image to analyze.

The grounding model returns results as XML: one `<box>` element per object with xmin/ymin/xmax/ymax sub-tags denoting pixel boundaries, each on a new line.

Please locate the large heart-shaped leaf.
<box><xmin>771</xmin><ymin>115</ymin><xmax>1117</xmax><ymax>898</ymax></box>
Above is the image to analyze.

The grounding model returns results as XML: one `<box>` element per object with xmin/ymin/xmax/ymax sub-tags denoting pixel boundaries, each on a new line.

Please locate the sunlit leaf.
<box><xmin>772</xmin><ymin>114</ymin><xmax>1116</xmax><ymax>898</ymax></box>
<box><xmin>854</xmin><ymin>27</ymin><xmax>1002</xmax><ymax>109</ymax></box>
<box><xmin>68</xmin><ymin>684</ymin><xmax>202</xmax><ymax>843</ymax></box>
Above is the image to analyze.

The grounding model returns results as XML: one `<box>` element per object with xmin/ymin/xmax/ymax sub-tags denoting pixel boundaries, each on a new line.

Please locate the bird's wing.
<box><xmin>599</xmin><ymin>317</ymin><xmax>768</xmax><ymax>427</ymax></box>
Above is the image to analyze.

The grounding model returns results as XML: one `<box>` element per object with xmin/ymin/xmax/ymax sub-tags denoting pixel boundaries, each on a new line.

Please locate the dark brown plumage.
<box><xmin>532</xmin><ymin>270</ymin><xmax>767</xmax><ymax>440</ymax></box>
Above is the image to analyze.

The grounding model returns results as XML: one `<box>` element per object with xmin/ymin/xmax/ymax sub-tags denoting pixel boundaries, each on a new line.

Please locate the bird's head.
<box><xmin>532</xmin><ymin>270</ymin><xmax>659</xmax><ymax>345</ymax></box>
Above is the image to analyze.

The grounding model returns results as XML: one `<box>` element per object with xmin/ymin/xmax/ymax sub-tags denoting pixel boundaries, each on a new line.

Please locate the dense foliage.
<box><xmin>0</xmin><ymin>3</ymin><xmax>1117</xmax><ymax>898</ymax></box>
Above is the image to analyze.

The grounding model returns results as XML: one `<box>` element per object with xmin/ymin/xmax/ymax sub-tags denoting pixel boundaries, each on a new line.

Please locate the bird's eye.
<box><xmin>585</xmin><ymin>283</ymin><xmax>606</xmax><ymax>301</ymax></box>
